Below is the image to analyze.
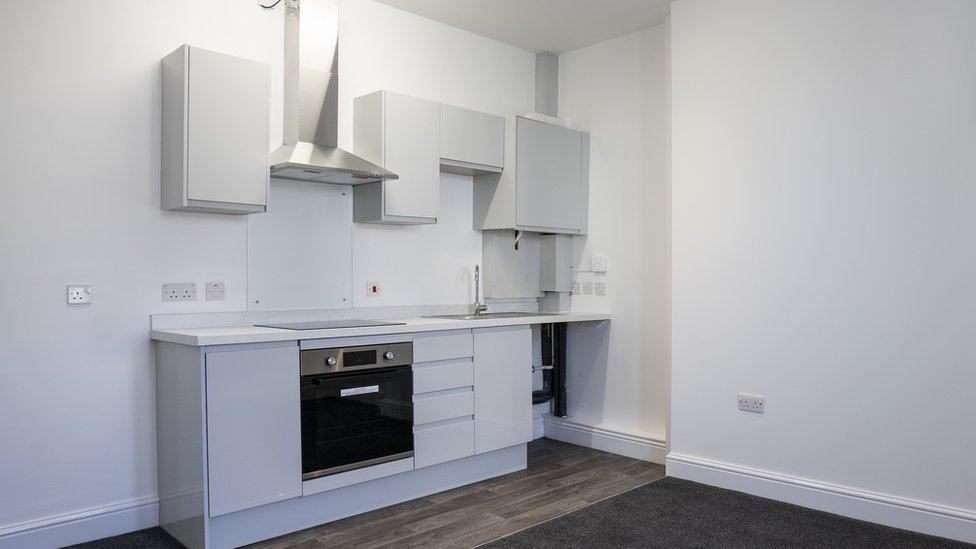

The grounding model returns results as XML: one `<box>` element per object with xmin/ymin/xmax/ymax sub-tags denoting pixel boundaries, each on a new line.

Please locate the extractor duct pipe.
<box><xmin>535</xmin><ymin>51</ymin><xmax>559</xmax><ymax>117</ymax></box>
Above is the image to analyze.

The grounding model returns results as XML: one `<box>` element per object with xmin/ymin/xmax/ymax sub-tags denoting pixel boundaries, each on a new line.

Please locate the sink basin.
<box><xmin>424</xmin><ymin>312</ymin><xmax>562</xmax><ymax>321</ymax></box>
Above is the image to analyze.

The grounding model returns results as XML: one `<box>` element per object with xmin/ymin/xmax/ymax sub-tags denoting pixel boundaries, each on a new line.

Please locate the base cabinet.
<box><xmin>205</xmin><ymin>345</ymin><xmax>301</xmax><ymax>516</ymax></box>
<box><xmin>156</xmin><ymin>326</ymin><xmax>535</xmax><ymax>548</ymax></box>
<box><xmin>473</xmin><ymin>326</ymin><xmax>533</xmax><ymax>454</ymax></box>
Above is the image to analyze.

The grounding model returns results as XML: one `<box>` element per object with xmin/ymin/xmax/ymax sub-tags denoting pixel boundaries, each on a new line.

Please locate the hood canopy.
<box><xmin>269</xmin><ymin>0</ymin><xmax>397</xmax><ymax>184</ymax></box>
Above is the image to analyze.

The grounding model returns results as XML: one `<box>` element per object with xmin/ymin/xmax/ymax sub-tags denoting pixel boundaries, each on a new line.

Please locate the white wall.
<box><xmin>557</xmin><ymin>26</ymin><xmax>670</xmax><ymax>443</ymax></box>
<box><xmin>0</xmin><ymin>0</ymin><xmax>279</xmax><ymax>538</ymax></box>
<box><xmin>670</xmin><ymin>0</ymin><xmax>976</xmax><ymax>538</ymax></box>
<box><xmin>0</xmin><ymin>0</ymin><xmax>534</xmax><ymax>542</ymax></box>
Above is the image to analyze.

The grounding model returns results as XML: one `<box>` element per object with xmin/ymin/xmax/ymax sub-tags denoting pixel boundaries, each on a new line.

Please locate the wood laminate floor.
<box><xmin>249</xmin><ymin>438</ymin><xmax>666</xmax><ymax>549</ymax></box>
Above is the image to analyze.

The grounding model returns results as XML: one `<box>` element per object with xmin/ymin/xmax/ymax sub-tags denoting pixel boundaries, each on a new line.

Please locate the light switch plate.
<box><xmin>592</xmin><ymin>255</ymin><xmax>608</xmax><ymax>273</ymax></box>
<box><xmin>595</xmin><ymin>280</ymin><xmax>607</xmax><ymax>296</ymax></box>
<box><xmin>67</xmin><ymin>284</ymin><xmax>92</xmax><ymax>305</ymax></box>
<box><xmin>582</xmin><ymin>281</ymin><xmax>593</xmax><ymax>295</ymax></box>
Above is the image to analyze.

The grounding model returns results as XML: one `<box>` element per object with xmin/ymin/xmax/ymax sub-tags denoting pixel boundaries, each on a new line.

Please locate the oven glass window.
<box><xmin>300</xmin><ymin>364</ymin><xmax>413</xmax><ymax>478</ymax></box>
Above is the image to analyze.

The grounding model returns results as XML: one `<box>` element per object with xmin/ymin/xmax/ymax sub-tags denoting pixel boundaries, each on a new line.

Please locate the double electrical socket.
<box><xmin>738</xmin><ymin>393</ymin><xmax>765</xmax><ymax>414</ymax></box>
<box><xmin>162</xmin><ymin>283</ymin><xmax>196</xmax><ymax>302</ymax></box>
<box><xmin>162</xmin><ymin>282</ymin><xmax>226</xmax><ymax>302</ymax></box>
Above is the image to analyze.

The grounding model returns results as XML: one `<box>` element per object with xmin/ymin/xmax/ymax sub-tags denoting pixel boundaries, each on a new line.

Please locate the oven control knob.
<box><xmin>326</xmin><ymin>356</ymin><xmax>338</xmax><ymax>367</ymax></box>
<box><xmin>384</xmin><ymin>351</ymin><xmax>395</xmax><ymax>361</ymax></box>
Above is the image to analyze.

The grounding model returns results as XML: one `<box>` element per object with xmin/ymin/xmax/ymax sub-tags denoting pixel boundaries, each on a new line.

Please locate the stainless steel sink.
<box><xmin>424</xmin><ymin>312</ymin><xmax>563</xmax><ymax>321</ymax></box>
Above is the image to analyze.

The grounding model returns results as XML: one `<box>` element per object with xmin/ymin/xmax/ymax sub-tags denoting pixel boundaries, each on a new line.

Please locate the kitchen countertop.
<box><xmin>150</xmin><ymin>311</ymin><xmax>610</xmax><ymax>347</ymax></box>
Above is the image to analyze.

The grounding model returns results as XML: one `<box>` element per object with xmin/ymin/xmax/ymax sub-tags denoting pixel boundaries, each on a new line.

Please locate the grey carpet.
<box><xmin>483</xmin><ymin>477</ymin><xmax>973</xmax><ymax>549</ymax></box>
<box><xmin>65</xmin><ymin>527</ymin><xmax>183</xmax><ymax>549</ymax></box>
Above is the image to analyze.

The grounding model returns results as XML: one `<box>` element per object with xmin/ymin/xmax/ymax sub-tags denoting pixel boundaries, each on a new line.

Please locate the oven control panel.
<box><xmin>300</xmin><ymin>342</ymin><xmax>413</xmax><ymax>376</ymax></box>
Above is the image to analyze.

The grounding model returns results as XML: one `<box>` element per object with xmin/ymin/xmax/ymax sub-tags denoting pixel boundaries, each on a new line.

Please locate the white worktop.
<box><xmin>150</xmin><ymin>311</ymin><xmax>610</xmax><ymax>347</ymax></box>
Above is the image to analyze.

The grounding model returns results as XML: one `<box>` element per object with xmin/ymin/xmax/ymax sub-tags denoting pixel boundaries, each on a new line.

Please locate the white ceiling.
<box><xmin>371</xmin><ymin>0</ymin><xmax>671</xmax><ymax>54</ymax></box>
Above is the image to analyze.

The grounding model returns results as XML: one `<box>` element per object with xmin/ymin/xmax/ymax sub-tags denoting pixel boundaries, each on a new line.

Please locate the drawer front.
<box><xmin>413</xmin><ymin>359</ymin><xmax>474</xmax><ymax>394</ymax></box>
<box><xmin>414</xmin><ymin>389</ymin><xmax>474</xmax><ymax>425</ymax></box>
<box><xmin>413</xmin><ymin>330</ymin><xmax>473</xmax><ymax>363</ymax></box>
<box><xmin>414</xmin><ymin>419</ymin><xmax>475</xmax><ymax>468</ymax></box>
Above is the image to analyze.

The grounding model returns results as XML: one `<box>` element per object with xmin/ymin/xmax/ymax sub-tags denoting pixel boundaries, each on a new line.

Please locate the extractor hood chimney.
<box><xmin>268</xmin><ymin>0</ymin><xmax>397</xmax><ymax>185</ymax></box>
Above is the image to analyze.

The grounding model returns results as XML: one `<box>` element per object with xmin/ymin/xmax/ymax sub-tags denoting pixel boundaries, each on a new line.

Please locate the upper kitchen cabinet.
<box><xmin>439</xmin><ymin>104</ymin><xmax>504</xmax><ymax>175</ymax></box>
<box><xmin>161</xmin><ymin>45</ymin><xmax>270</xmax><ymax>214</ymax></box>
<box><xmin>354</xmin><ymin>91</ymin><xmax>440</xmax><ymax>224</ymax></box>
<box><xmin>474</xmin><ymin>116</ymin><xmax>589</xmax><ymax>235</ymax></box>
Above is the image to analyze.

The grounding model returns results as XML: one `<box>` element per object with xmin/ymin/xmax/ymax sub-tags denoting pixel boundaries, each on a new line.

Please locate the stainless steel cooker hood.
<box><xmin>268</xmin><ymin>0</ymin><xmax>397</xmax><ymax>185</ymax></box>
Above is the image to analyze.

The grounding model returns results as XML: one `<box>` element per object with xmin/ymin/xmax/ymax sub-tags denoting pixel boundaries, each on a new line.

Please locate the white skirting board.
<box><xmin>542</xmin><ymin>416</ymin><xmax>666</xmax><ymax>464</ymax></box>
<box><xmin>667</xmin><ymin>453</ymin><xmax>976</xmax><ymax>544</ymax></box>
<box><xmin>0</xmin><ymin>495</ymin><xmax>158</xmax><ymax>549</ymax></box>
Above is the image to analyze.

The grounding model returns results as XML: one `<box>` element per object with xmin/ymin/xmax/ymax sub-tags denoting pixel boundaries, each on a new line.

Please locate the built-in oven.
<box><xmin>299</xmin><ymin>342</ymin><xmax>414</xmax><ymax>480</ymax></box>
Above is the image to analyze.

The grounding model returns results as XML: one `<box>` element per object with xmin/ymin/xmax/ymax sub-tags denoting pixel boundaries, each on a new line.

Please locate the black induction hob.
<box><xmin>255</xmin><ymin>320</ymin><xmax>407</xmax><ymax>330</ymax></box>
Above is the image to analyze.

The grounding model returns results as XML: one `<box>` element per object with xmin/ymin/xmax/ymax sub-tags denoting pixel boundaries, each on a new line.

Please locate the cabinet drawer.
<box><xmin>414</xmin><ymin>419</ymin><xmax>475</xmax><ymax>468</ymax></box>
<box><xmin>413</xmin><ymin>330</ymin><xmax>473</xmax><ymax>363</ymax></box>
<box><xmin>414</xmin><ymin>389</ymin><xmax>474</xmax><ymax>425</ymax></box>
<box><xmin>413</xmin><ymin>359</ymin><xmax>474</xmax><ymax>394</ymax></box>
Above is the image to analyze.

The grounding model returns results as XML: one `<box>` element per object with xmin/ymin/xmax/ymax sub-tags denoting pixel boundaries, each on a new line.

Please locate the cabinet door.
<box><xmin>186</xmin><ymin>47</ymin><xmax>269</xmax><ymax>207</ymax></box>
<box><xmin>205</xmin><ymin>344</ymin><xmax>300</xmax><ymax>516</ymax></box>
<box><xmin>384</xmin><ymin>93</ymin><xmax>439</xmax><ymax>220</ymax></box>
<box><xmin>439</xmin><ymin>104</ymin><xmax>504</xmax><ymax>169</ymax></box>
<box><xmin>473</xmin><ymin>326</ymin><xmax>533</xmax><ymax>454</ymax></box>
<box><xmin>515</xmin><ymin>117</ymin><xmax>583</xmax><ymax>232</ymax></box>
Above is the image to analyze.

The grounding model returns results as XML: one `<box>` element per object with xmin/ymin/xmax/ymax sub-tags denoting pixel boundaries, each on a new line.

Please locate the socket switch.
<box><xmin>738</xmin><ymin>393</ymin><xmax>765</xmax><ymax>413</ymax></box>
<box><xmin>67</xmin><ymin>284</ymin><xmax>92</xmax><ymax>305</ymax></box>
<box><xmin>367</xmin><ymin>281</ymin><xmax>381</xmax><ymax>297</ymax></box>
<box><xmin>162</xmin><ymin>283</ymin><xmax>197</xmax><ymax>302</ymax></box>
<box><xmin>582</xmin><ymin>281</ymin><xmax>593</xmax><ymax>295</ymax></box>
<box><xmin>206</xmin><ymin>282</ymin><xmax>225</xmax><ymax>301</ymax></box>
<box><xmin>595</xmin><ymin>281</ymin><xmax>607</xmax><ymax>296</ymax></box>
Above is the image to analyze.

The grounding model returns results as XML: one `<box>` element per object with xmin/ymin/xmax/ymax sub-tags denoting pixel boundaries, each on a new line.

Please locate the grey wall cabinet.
<box><xmin>474</xmin><ymin>116</ymin><xmax>589</xmax><ymax>234</ymax></box>
<box><xmin>473</xmin><ymin>326</ymin><xmax>533</xmax><ymax>454</ymax></box>
<box><xmin>205</xmin><ymin>345</ymin><xmax>301</xmax><ymax>517</ymax></box>
<box><xmin>439</xmin><ymin>104</ymin><xmax>504</xmax><ymax>175</ymax></box>
<box><xmin>353</xmin><ymin>91</ymin><xmax>440</xmax><ymax>224</ymax></box>
<box><xmin>161</xmin><ymin>45</ymin><xmax>270</xmax><ymax>214</ymax></box>
<box><xmin>353</xmin><ymin>91</ymin><xmax>506</xmax><ymax>224</ymax></box>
